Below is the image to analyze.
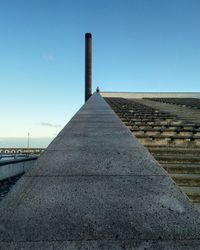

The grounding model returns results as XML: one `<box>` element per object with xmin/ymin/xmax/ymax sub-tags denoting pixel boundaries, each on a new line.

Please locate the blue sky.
<box><xmin>1</xmin><ymin>0</ymin><xmax>200</xmax><ymax>146</ymax></box>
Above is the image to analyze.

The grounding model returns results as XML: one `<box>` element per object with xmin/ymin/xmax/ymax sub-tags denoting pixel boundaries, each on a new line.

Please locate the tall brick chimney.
<box><xmin>85</xmin><ymin>33</ymin><xmax>92</xmax><ymax>102</ymax></box>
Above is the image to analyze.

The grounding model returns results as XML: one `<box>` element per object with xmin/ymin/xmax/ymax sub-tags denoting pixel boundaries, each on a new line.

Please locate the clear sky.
<box><xmin>0</xmin><ymin>0</ymin><xmax>200</xmax><ymax>146</ymax></box>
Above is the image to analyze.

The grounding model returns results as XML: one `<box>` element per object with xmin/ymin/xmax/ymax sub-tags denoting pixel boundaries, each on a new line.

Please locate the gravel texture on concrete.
<box><xmin>0</xmin><ymin>93</ymin><xmax>200</xmax><ymax>249</ymax></box>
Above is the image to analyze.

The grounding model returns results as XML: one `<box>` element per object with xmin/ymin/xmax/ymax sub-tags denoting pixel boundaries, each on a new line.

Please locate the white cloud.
<box><xmin>39</xmin><ymin>122</ymin><xmax>62</xmax><ymax>128</ymax></box>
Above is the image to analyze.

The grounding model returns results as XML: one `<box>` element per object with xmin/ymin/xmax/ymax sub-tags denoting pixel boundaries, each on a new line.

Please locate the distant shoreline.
<box><xmin>0</xmin><ymin>137</ymin><xmax>54</xmax><ymax>148</ymax></box>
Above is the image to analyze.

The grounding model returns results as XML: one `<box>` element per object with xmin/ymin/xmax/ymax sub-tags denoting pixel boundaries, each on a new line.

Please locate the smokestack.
<box><xmin>85</xmin><ymin>33</ymin><xmax>92</xmax><ymax>102</ymax></box>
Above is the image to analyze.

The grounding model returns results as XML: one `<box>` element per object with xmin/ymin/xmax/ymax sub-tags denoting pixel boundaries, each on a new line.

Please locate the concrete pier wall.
<box><xmin>0</xmin><ymin>93</ymin><xmax>200</xmax><ymax>249</ymax></box>
<box><xmin>0</xmin><ymin>158</ymin><xmax>37</xmax><ymax>181</ymax></box>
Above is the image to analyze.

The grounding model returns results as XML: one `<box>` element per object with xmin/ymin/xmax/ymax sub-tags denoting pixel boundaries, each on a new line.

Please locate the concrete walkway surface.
<box><xmin>0</xmin><ymin>93</ymin><xmax>200</xmax><ymax>249</ymax></box>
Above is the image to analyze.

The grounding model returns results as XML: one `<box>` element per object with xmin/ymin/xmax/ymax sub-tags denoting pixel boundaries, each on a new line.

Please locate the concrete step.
<box><xmin>136</xmin><ymin>134</ymin><xmax>200</xmax><ymax>140</ymax></box>
<box><xmin>132</xmin><ymin>128</ymin><xmax>200</xmax><ymax>133</ymax></box>
<box><xmin>170</xmin><ymin>174</ymin><xmax>200</xmax><ymax>186</ymax></box>
<box><xmin>180</xmin><ymin>186</ymin><xmax>200</xmax><ymax>193</ymax></box>
<box><xmin>151</xmin><ymin>152</ymin><xmax>200</xmax><ymax>157</ymax></box>
<box><xmin>148</xmin><ymin>147</ymin><xmax>200</xmax><ymax>155</ymax></box>
<box><xmin>163</xmin><ymin>165</ymin><xmax>200</xmax><ymax>174</ymax></box>
<box><xmin>133</xmin><ymin>124</ymin><xmax>199</xmax><ymax>129</ymax></box>
<box><xmin>193</xmin><ymin>203</ymin><xmax>200</xmax><ymax>212</ymax></box>
<box><xmin>155</xmin><ymin>155</ymin><xmax>200</xmax><ymax>163</ymax></box>
<box><xmin>170</xmin><ymin>173</ymin><xmax>200</xmax><ymax>178</ymax></box>
<box><xmin>121</xmin><ymin>115</ymin><xmax>174</xmax><ymax>122</ymax></box>
<box><xmin>138</xmin><ymin>138</ymin><xmax>199</xmax><ymax>147</ymax></box>
<box><xmin>187</xmin><ymin>193</ymin><xmax>200</xmax><ymax>203</ymax></box>
<box><xmin>179</xmin><ymin>187</ymin><xmax>200</xmax><ymax>202</ymax></box>
<box><xmin>162</xmin><ymin>163</ymin><xmax>200</xmax><ymax>167</ymax></box>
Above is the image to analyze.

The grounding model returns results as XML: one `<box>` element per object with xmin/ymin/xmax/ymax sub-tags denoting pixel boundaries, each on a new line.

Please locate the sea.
<box><xmin>0</xmin><ymin>137</ymin><xmax>54</xmax><ymax>148</ymax></box>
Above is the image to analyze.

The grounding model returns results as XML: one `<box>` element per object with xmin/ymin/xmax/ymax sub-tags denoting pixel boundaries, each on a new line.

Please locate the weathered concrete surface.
<box><xmin>134</xmin><ymin>98</ymin><xmax>200</xmax><ymax>124</ymax></box>
<box><xmin>0</xmin><ymin>93</ymin><xmax>200</xmax><ymax>249</ymax></box>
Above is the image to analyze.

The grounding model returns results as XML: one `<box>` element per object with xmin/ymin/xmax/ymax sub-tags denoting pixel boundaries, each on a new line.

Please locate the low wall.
<box><xmin>101</xmin><ymin>91</ymin><xmax>200</xmax><ymax>99</ymax></box>
<box><xmin>0</xmin><ymin>157</ymin><xmax>38</xmax><ymax>181</ymax></box>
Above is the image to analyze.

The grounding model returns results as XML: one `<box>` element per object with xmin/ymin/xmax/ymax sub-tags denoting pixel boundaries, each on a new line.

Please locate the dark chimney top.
<box><xmin>85</xmin><ymin>33</ymin><xmax>92</xmax><ymax>38</ymax></box>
